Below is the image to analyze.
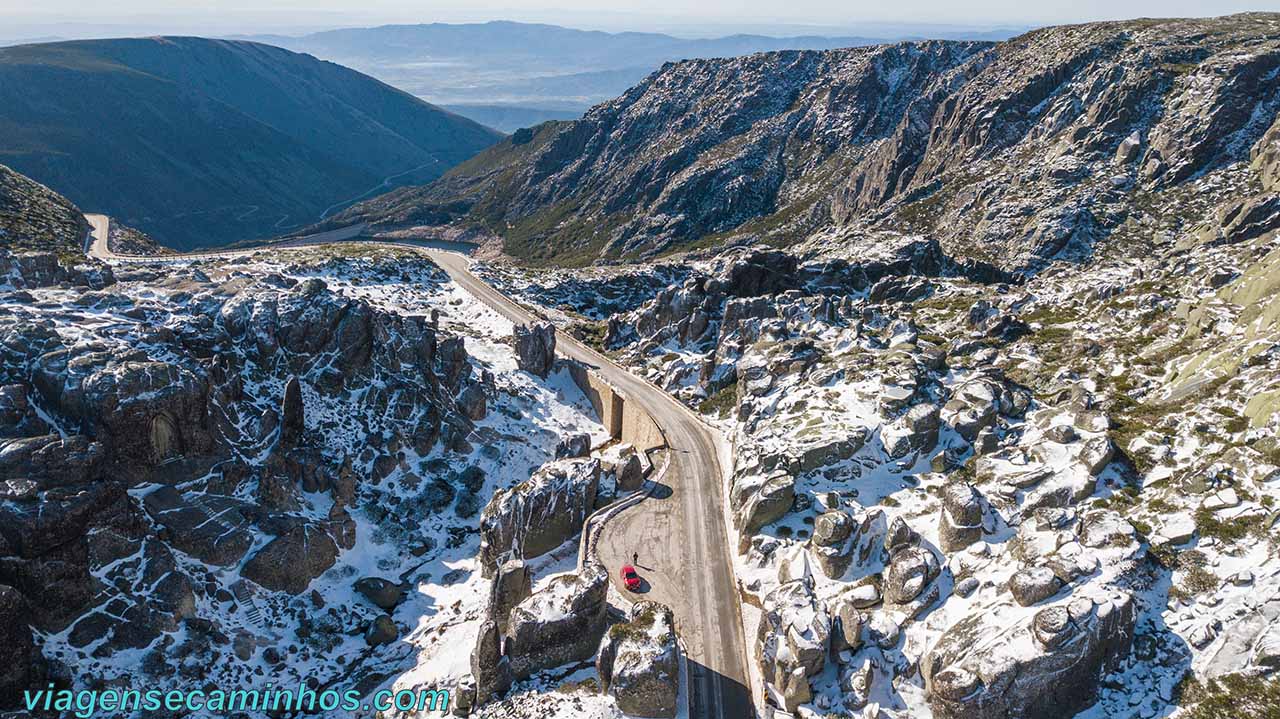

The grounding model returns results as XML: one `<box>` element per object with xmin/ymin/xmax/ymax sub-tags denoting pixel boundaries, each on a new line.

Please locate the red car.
<box><xmin>620</xmin><ymin>564</ymin><xmax>641</xmax><ymax>592</ymax></box>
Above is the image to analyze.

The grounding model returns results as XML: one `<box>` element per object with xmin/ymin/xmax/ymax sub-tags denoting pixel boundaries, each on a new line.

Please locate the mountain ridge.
<box><xmin>0</xmin><ymin>36</ymin><xmax>501</xmax><ymax>249</ymax></box>
<box><xmin>333</xmin><ymin>13</ymin><xmax>1280</xmax><ymax>272</ymax></box>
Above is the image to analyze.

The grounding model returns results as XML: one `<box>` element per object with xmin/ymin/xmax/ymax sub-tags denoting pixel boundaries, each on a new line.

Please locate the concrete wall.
<box><xmin>566</xmin><ymin>360</ymin><xmax>664</xmax><ymax>453</ymax></box>
<box><xmin>620</xmin><ymin>397</ymin><xmax>665</xmax><ymax>454</ymax></box>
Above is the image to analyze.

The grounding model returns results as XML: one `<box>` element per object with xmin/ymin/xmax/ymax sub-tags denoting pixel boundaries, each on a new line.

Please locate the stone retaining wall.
<box><xmin>566</xmin><ymin>359</ymin><xmax>665</xmax><ymax>453</ymax></box>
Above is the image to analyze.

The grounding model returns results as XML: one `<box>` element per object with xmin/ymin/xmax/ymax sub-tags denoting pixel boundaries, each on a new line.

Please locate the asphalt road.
<box><xmin>425</xmin><ymin>252</ymin><xmax>753</xmax><ymax>719</ymax></box>
<box><xmin>85</xmin><ymin>214</ymin><xmax>370</xmax><ymax>261</ymax></box>
<box><xmin>85</xmin><ymin>213</ymin><xmax>112</xmax><ymax>258</ymax></box>
<box><xmin>83</xmin><ymin>220</ymin><xmax>753</xmax><ymax>718</ymax></box>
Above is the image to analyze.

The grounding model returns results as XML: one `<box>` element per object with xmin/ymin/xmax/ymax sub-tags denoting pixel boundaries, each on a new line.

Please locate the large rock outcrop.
<box><xmin>733</xmin><ymin>471</ymin><xmax>796</xmax><ymax>534</ymax></box>
<box><xmin>938</xmin><ymin>482</ymin><xmax>987</xmax><ymax>552</ymax></box>
<box><xmin>478</xmin><ymin>458</ymin><xmax>600</xmax><ymax>575</ymax></box>
<box><xmin>39</xmin><ymin>359</ymin><xmax>214</xmax><ymax>468</ymax></box>
<box><xmin>597</xmin><ymin>601</ymin><xmax>680</xmax><ymax>718</ymax></box>
<box><xmin>757</xmin><ymin>576</ymin><xmax>831</xmax><ymax>713</ymax></box>
<box><xmin>142</xmin><ymin>485</ymin><xmax>254</xmax><ymax>566</ymax></box>
<box><xmin>924</xmin><ymin>593</ymin><xmax>1136</xmax><ymax>719</ymax></box>
<box><xmin>808</xmin><ymin>508</ymin><xmax>887</xmax><ymax>579</ymax></box>
<box><xmin>504</xmin><ymin>564</ymin><xmax>610</xmax><ymax>678</ymax></box>
<box><xmin>513</xmin><ymin>322</ymin><xmax>556</xmax><ymax>377</ymax></box>
<box><xmin>241</xmin><ymin>522</ymin><xmax>340</xmax><ymax>594</ymax></box>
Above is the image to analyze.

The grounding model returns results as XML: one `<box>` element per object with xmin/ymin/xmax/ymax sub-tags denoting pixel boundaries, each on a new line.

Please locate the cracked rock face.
<box><xmin>241</xmin><ymin>522</ymin><xmax>340</xmax><ymax>595</ymax></box>
<box><xmin>756</xmin><ymin>576</ymin><xmax>831</xmax><ymax>712</ymax></box>
<box><xmin>513</xmin><ymin>322</ymin><xmax>556</xmax><ymax>377</ymax></box>
<box><xmin>505</xmin><ymin>564</ymin><xmax>610</xmax><ymax>679</ymax></box>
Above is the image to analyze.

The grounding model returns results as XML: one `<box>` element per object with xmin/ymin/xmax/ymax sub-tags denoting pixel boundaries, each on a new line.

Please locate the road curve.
<box><xmin>426</xmin><ymin>252</ymin><xmax>753</xmax><ymax>719</ymax></box>
<box><xmin>85</xmin><ymin>214</ymin><xmax>112</xmax><ymax>258</ymax></box>
<box><xmin>83</xmin><ymin>218</ymin><xmax>753</xmax><ymax>718</ymax></box>
<box><xmin>85</xmin><ymin>214</ymin><xmax>370</xmax><ymax>262</ymax></box>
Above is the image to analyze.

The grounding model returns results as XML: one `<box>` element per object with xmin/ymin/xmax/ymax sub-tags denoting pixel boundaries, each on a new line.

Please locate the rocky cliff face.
<box><xmin>478</xmin><ymin>457</ymin><xmax>601</xmax><ymax>574</ymax></box>
<box><xmin>340</xmin><ymin>14</ymin><xmax>1280</xmax><ymax>273</ymax></box>
<box><xmin>597</xmin><ymin>601</ymin><xmax>680</xmax><ymax>718</ymax></box>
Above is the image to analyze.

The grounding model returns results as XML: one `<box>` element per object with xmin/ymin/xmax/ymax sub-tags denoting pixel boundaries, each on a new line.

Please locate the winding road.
<box><xmin>84</xmin><ymin>215</ymin><xmax>754</xmax><ymax>718</ymax></box>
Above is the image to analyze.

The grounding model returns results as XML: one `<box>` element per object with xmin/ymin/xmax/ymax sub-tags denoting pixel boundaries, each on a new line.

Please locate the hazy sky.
<box><xmin>0</xmin><ymin>0</ymin><xmax>1274</xmax><ymax>33</ymax></box>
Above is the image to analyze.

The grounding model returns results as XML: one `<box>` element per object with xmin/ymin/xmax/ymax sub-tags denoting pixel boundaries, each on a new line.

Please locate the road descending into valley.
<box><xmin>85</xmin><ymin>217</ymin><xmax>754</xmax><ymax>718</ymax></box>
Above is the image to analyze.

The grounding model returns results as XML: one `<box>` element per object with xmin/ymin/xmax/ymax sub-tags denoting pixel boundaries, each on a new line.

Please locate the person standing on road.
<box><xmin>633</xmin><ymin>551</ymin><xmax>638</xmax><ymax>566</ymax></box>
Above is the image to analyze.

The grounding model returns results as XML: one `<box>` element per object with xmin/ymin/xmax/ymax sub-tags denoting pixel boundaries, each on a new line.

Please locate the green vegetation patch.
<box><xmin>1193</xmin><ymin>506</ymin><xmax>1270</xmax><ymax>544</ymax></box>
<box><xmin>698</xmin><ymin>383</ymin><xmax>740</xmax><ymax>418</ymax></box>
<box><xmin>1178</xmin><ymin>673</ymin><xmax>1280</xmax><ymax>719</ymax></box>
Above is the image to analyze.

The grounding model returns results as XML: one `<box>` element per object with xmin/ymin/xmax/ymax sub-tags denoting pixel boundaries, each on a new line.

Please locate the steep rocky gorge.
<box><xmin>339</xmin><ymin>13</ymin><xmax>1280</xmax><ymax>275</ymax></box>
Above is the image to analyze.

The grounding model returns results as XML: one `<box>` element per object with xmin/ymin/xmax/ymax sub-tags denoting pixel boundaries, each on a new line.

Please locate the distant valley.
<box><xmin>0</xmin><ymin>36</ymin><xmax>500</xmax><ymax>249</ymax></box>
<box><xmin>243</xmin><ymin>21</ymin><xmax>1021</xmax><ymax>131</ymax></box>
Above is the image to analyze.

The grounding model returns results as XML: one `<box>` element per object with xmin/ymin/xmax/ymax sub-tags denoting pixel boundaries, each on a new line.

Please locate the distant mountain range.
<box><xmin>0</xmin><ymin>37</ymin><xmax>500</xmax><ymax>249</ymax></box>
<box><xmin>243</xmin><ymin>21</ymin><xmax>1010</xmax><ymax>130</ymax></box>
<box><xmin>333</xmin><ymin>14</ymin><xmax>1280</xmax><ymax>270</ymax></box>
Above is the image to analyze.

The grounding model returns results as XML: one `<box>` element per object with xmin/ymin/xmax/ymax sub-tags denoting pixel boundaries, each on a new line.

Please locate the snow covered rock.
<box><xmin>902</xmin><ymin>401</ymin><xmax>942</xmax><ymax>451</ymax></box>
<box><xmin>240</xmin><ymin>522</ymin><xmax>339</xmax><ymax>594</ymax></box>
<box><xmin>0</xmin><ymin>251</ymin><xmax>113</xmax><ymax>291</ymax></box>
<box><xmin>809</xmin><ymin>510</ymin><xmax>854</xmax><ymax>578</ymax></box>
<box><xmin>56</xmin><ymin>359</ymin><xmax>214</xmax><ymax>469</ymax></box>
<box><xmin>142</xmin><ymin>485</ymin><xmax>253</xmax><ymax>566</ymax></box>
<box><xmin>938</xmin><ymin>482</ymin><xmax>986</xmax><ymax>553</ymax></box>
<box><xmin>757</xmin><ymin>576</ymin><xmax>831</xmax><ymax>710</ymax></box>
<box><xmin>1114</xmin><ymin>131</ymin><xmax>1142</xmax><ymax>165</ymax></box>
<box><xmin>364</xmin><ymin>615</ymin><xmax>398</xmax><ymax>646</ymax></box>
<box><xmin>0</xmin><ymin>384</ymin><xmax>47</xmax><ymax>438</ymax></box>
<box><xmin>513</xmin><ymin>322</ymin><xmax>556</xmax><ymax>377</ymax></box>
<box><xmin>884</xmin><ymin>546</ymin><xmax>942</xmax><ymax>608</ymax></box>
<box><xmin>733</xmin><ymin>471</ymin><xmax>795</xmax><ymax>534</ymax></box>
<box><xmin>830</xmin><ymin>599</ymin><xmax>865</xmax><ymax>654</ymax></box>
<box><xmin>478</xmin><ymin>458</ymin><xmax>600</xmax><ymax>575</ymax></box>
<box><xmin>505</xmin><ymin>564</ymin><xmax>610</xmax><ymax>679</ymax></box>
<box><xmin>0</xmin><ymin>433</ymin><xmax>103</xmax><ymax>488</ymax></box>
<box><xmin>597</xmin><ymin>601</ymin><xmax>679</xmax><ymax>718</ymax></box>
<box><xmin>925</xmin><ymin>593</ymin><xmax>1135</xmax><ymax>719</ymax></box>
<box><xmin>354</xmin><ymin>577</ymin><xmax>405</xmax><ymax>611</ymax></box>
<box><xmin>614</xmin><ymin>448</ymin><xmax>645</xmax><ymax>491</ymax></box>
<box><xmin>1008</xmin><ymin>566</ymin><xmax>1064</xmax><ymax>607</ymax></box>
<box><xmin>554</xmin><ymin>432</ymin><xmax>591</xmax><ymax>459</ymax></box>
